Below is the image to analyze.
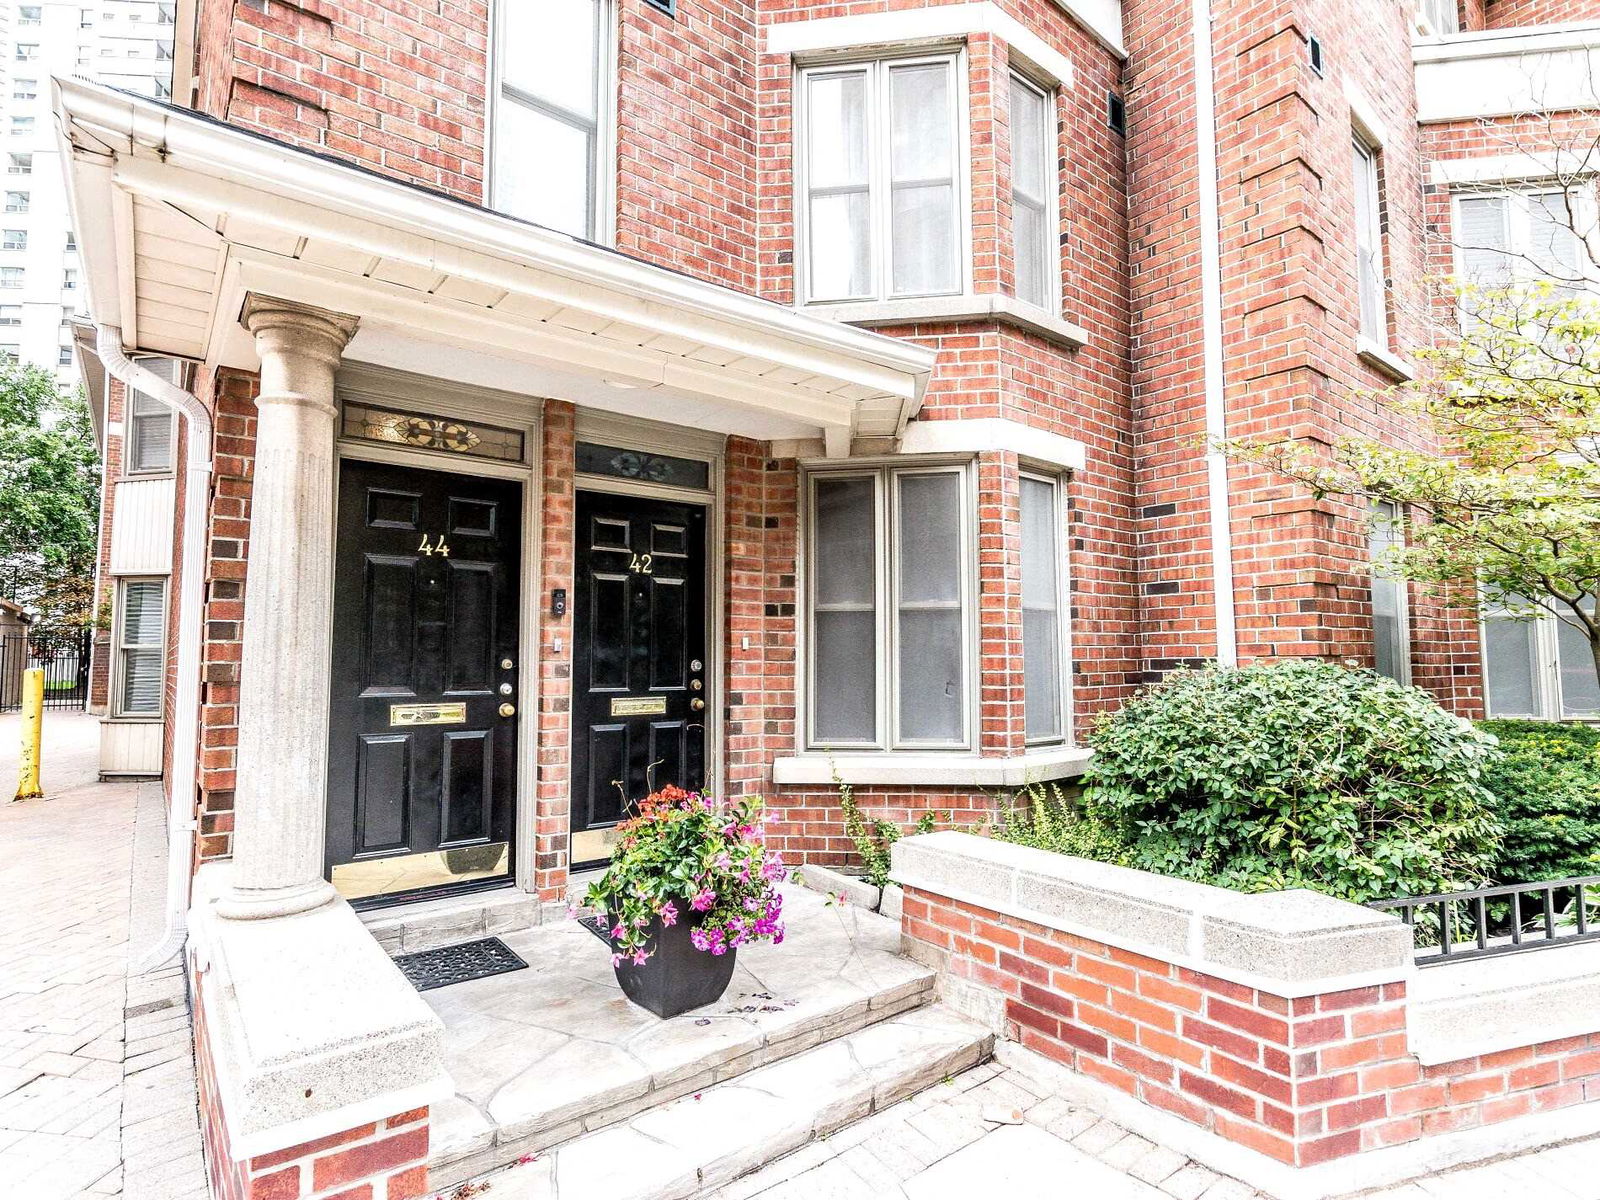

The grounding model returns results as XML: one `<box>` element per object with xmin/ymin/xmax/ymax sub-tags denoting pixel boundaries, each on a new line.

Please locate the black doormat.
<box><xmin>576</xmin><ymin>912</ymin><xmax>612</xmax><ymax>945</ymax></box>
<box><xmin>394</xmin><ymin>937</ymin><xmax>528</xmax><ymax>992</ymax></box>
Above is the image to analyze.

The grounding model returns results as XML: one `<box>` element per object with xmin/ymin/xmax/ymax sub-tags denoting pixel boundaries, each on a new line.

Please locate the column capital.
<box><xmin>241</xmin><ymin>295</ymin><xmax>359</xmax><ymax>370</ymax></box>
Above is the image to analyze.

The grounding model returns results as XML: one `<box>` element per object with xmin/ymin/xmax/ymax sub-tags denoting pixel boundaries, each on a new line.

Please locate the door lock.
<box><xmin>690</xmin><ymin>679</ymin><xmax>702</xmax><ymax>691</ymax></box>
<box><xmin>498</xmin><ymin>702</ymin><xmax>516</xmax><ymax>718</ymax></box>
<box><xmin>498</xmin><ymin>682</ymin><xmax>513</xmax><ymax>695</ymax></box>
<box><xmin>690</xmin><ymin>698</ymin><xmax>705</xmax><ymax>711</ymax></box>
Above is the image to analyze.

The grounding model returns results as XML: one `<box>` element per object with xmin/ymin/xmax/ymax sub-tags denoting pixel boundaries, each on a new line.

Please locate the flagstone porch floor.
<box><xmin>423</xmin><ymin>885</ymin><xmax>950</xmax><ymax>1188</ymax></box>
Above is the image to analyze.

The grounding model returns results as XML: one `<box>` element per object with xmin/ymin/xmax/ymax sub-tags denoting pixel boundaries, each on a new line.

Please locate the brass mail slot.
<box><xmin>389</xmin><ymin>702</ymin><xmax>468</xmax><ymax>727</ymax></box>
<box><xmin>610</xmin><ymin>695</ymin><xmax>668</xmax><ymax>717</ymax></box>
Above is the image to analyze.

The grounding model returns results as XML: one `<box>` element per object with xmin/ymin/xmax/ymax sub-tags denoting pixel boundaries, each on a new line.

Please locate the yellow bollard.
<box><xmin>12</xmin><ymin>667</ymin><xmax>43</xmax><ymax>801</ymax></box>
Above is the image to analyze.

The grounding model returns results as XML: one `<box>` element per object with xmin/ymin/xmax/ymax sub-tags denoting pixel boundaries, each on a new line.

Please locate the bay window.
<box><xmin>807</xmin><ymin>464</ymin><xmax>974</xmax><ymax>749</ymax></box>
<box><xmin>1483</xmin><ymin>597</ymin><xmax>1600</xmax><ymax>720</ymax></box>
<box><xmin>493</xmin><ymin>0</ymin><xmax>607</xmax><ymax>240</ymax></box>
<box><xmin>1370</xmin><ymin>500</ymin><xmax>1410</xmax><ymax>683</ymax></box>
<box><xmin>1456</xmin><ymin>189</ymin><xmax>1587</xmax><ymax>290</ymax></box>
<box><xmin>799</xmin><ymin>55</ymin><xmax>963</xmax><ymax>304</ymax></box>
<box><xmin>114</xmin><ymin>578</ymin><xmax>165</xmax><ymax>718</ymax></box>
<box><xmin>1009</xmin><ymin>73</ymin><xmax>1055</xmax><ymax>311</ymax></box>
<box><xmin>1021</xmin><ymin>473</ymin><xmax>1068</xmax><ymax>743</ymax></box>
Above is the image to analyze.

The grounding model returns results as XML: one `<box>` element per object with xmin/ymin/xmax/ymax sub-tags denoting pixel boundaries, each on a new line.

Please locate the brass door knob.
<box><xmin>690</xmin><ymin>698</ymin><xmax>705</xmax><ymax>711</ymax></box>
<box><xmin>498</xmin><ymin>702</ymin><xmax>516</xmax><ymax>717</ymax></box>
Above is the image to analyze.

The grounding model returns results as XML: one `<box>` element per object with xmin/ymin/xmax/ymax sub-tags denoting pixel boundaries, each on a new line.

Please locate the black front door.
<box><xmin>327</xmin><ymin>460</ymin><xmax>521</xmax><ymax>904</ymax></box>
<box><xmin>571</xmin><ymin>491</ymin><xmax>708</xmax><ymax>867</ymax></box>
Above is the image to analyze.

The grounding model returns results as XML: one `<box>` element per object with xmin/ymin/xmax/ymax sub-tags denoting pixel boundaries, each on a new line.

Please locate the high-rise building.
<box><xmin>0</xmin><ymin>0</ymin><xmax>173</xmax><ymax>385</ymax></box>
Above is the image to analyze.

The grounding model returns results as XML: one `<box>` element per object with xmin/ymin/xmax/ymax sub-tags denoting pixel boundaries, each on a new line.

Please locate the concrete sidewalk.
<box><xmin>0</xmin><ymin>710</ymin><xmax>207</xmax><ymax>1199</ymax></box>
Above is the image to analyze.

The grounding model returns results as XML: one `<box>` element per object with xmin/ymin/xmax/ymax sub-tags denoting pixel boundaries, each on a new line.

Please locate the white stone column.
<box><xmin>217</xmin><ymin>297</ymin><xmax>359</xmax><ymax>920</ymax></box>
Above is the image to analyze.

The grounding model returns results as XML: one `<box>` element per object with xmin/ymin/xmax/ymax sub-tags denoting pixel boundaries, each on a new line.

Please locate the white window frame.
<box><xmin>1451</xmin><ymin>185</ymin><xmax>1596</xmax><ymax>290</ymax></box>
<box><xmin>1352</xmin><ymin>135</ymin><xmax>1387</xmax><ymax>345</ymax></box>
<box><xmin>1481</xmin><ymin>599</ymin><xmax>1600</xmax><ymax>721</ymax></box>
<box><xmin>4</xmin><ymin>192</ymin><xmax>28</xmax><ymax>213</ymax></box>
<box><xmin>1020</xmin><ymin>468</ymin><xmax>1072</xmax><ymax>746</ymax></box>
<box><xmin>0</xmin><ymin>268</ymin><xmax>23</xmax><ymax>289</ymax></box>
<box><xmin>487</xmin><ymin>0</ymin><xmax>617</xmax><ymax>245</ymax></box>
<box><xmin>2</xmin><ymin>229</ymin><xmax>25</xmax><ymax>251</ymax></box>
<box><xmin>125</xmin><ymin>386</ymin><xmax>176</xmax><ymax>476</ymax></box>
<box><xmin>112</xmin><ymin>577</ymin><xmax>167</xmax><ymax>720</ymax></box>
<box><xmin>795</xmin><ymin>49</ymin><xmax>972</xmax><ymax>306</ymax></box>
<box><xmin>1414</xmin><ymin>0</ymin><xmax>1459</xmax><ymax>35</ymax></box>
<box><xmin>7</xmin><ymin>153</ymin><xmax>31</xmax><ymax>175</ymax></box>
<box><xmin>1008</xmin><ymin>71</ymin><xmax>1061</xmax><ymax>315</ymax></box>
<box><xmin>1370</xmin><ymin>500</ymin><xmax>1412</xmax><ymax>686</ymax></box>
<box><xmin>802</xmin><ymin>458</ymin><xmax>979</xmax><ymax>753</ymax></box>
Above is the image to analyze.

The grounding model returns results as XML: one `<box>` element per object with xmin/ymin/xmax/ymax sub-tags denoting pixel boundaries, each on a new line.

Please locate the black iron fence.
<box><xmin>0</xmin><ymin>627</ymin><xmax>92</xmax><ymax>712</ymax></box>
<box><xmin>1369</xmin><ymin>875</ymin><xmax>1600</xmax><ymax>966</ymax></box>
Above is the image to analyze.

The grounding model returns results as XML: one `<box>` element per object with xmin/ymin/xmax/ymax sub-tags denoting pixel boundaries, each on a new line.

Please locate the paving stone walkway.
<box><xmin>704</xmin><ymin>1036</ymin><xmax>1600</xmax><ymax>1200</ymax></box>
<box><xmin>0</xmin><ymin>711</ymin><xmax>207</xmax><ymax>1200</ymax></box>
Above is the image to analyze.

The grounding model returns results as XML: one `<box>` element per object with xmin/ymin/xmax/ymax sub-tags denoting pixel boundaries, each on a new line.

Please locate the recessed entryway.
<box><xmin>326</xmin><ymin>459</ymin><xmax>523</xmax><ymax>905</ymax></box>
<box><xmin>569</xmin><ymin>488</ymin><xmax>709</xmax><ymax>868</ymax></box>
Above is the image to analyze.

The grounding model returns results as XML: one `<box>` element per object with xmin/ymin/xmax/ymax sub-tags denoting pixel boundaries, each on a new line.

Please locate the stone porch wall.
<box><xmin>892</xmin><ymin>832</ymin><xmax>1600</xmax><ymax>1185</ymax></box>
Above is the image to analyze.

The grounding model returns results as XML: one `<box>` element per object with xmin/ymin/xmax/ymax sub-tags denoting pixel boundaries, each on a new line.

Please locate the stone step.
<box><xmin>447</xmin><ymin>1004</ymin><xmax>995</xmax><ymax>1200</ymax></box>
<box><xmin>425</xmin><ymin>887</ymin><xmax>938</xmax><ymax>1189</ymax></box>
<box><xmin>358</xmin><ymin>886</ymin><xmax>543</xmax><ymax>954</ymax></box>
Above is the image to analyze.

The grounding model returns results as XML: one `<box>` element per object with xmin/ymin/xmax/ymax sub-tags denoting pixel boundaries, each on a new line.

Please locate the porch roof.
<box><xmin>52</xmin><ymin>79</ymin><xmax>935</xmax><ymax>450</ymax></box>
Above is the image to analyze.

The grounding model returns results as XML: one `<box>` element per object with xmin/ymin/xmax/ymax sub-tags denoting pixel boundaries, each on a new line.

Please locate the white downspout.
<box><xmin>96</xmin><ymin>324</ymin><xmax>212</xmax><ymax>973</ymax></box>
<box><xmin>1191</xmin><ymin>0</ymin><xmax>1238</xmax><ymax>666</ymax></box>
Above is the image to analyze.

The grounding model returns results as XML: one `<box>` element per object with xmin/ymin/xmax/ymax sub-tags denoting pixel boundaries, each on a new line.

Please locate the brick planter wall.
<box><xmin>193</xmin><ymin>972</ymin><xmax>431</xmax><ymax>1200</ymax></box>
<box><xmin>893</xmin><ymin>832</ymin><xmax>1600</xmax><ymax>1183</ymax></box>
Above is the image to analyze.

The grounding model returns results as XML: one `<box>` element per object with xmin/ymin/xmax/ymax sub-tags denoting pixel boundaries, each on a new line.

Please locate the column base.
<box><xmin>215</xmin><ymin>877</ymin><xmax>340</xmax><ymax>921</ymax></box>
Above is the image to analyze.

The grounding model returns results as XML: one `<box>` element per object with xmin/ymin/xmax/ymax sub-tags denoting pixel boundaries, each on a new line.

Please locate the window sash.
<box><xmin>1021</xmin><ymin>472</ymin><xmax>1069</xmax><ymax>744</ymax></box>
<box><xmin>491</xmin><ymin>0</ymin><xmax>606</xmax><ymax>240</ymax></box>
<box><xmin>1482</xmin><ymin>600</ymin><xmax>1600</xmax><ymax>719</ymax></box>
<box><xmin>1369</xmin><ymin>500</ymin><xmax>1410</xmax><ymax>684</ymax></box>
<box><xmin>805</xmin><ymin>463</ymin><xmax>974</xmax><ymax>751</ymax></box>
<box><xmin>798</xmin><ymin>54</ymin><xmax>965</xmax><ymax>304</ymax></box>
<box><xmin>114</xmin><ymin>579</ymin><xmax>166</xmax><ymax>718</ymax></box>
<box><xmin>1454</xmin><ymin>188</ymin><xmax>1589</xmax><ymax>291</ymax></box>
<box><xmin>1009</xmin><ymin>73</ymin><xmax>1056</xmax><ymax>312</ymax></box>
<box><xmin>126</xmin><ymin>389</ymin><xmax>174</xmax><ymax>474</ymax></box>
<box><xmin>1352</xmin><ymin>139</ymin><xmax>1385</xmax><ymax>341</ymax></box>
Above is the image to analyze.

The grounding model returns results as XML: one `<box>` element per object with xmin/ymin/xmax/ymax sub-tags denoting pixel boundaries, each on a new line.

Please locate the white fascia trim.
<box><xmin>51</xmin><ymin>77</ymin><xmax>936</xmax><ymax>386</ymax></box>
<box><xmin>898</xmin><ymin>416</ymin><xmax>1087</xmax><ymax>471</ymax></box>
<box><xmin>1345</xmin><ymin>80</ymin><xmax>1389</xmax><ymax>148</ymax></box>
<box><xmin>773</xmin><ymin>746</ymin><xmax>1092</xmax><ymax>786</ymax></box>
<box><xmin>766</xmin><ymin>4</ymin><xmax>1084</xmax><ymax>85</ymax></box>
<box><xmin>815</xmin><ymin>293</ymin><xmax>1090</xmax><ymax>351</ymax></box>
<box><xmin>1357</xmin><ymin>336</ymin><xmax>1416</xmax><ymax>383</ymax></box>
<box><xmin>1430</xmin><ymin>150</ymin><xmax>1600</xmax><ymax>187</ymax></box>
<box><xmin>1412</xmin><ymin>22</ymin><xmax>1600</xmax><ymax>64</ymax></box>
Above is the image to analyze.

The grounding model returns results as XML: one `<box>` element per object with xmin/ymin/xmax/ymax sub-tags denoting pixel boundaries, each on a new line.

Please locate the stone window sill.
<box><xmin>1357</xmin><ymin>336</ymin><xmax>1416</xmax><ymax>382</ymax></box>
<box><xmin>771</xmin><ymin>746</ymin><xmax>1093</xmax><ymax>787</ymax></box>
<box><xmin>809</xmin><ymin>294</ymin><xmax>1090</xmax><ymax>352</ymax></box>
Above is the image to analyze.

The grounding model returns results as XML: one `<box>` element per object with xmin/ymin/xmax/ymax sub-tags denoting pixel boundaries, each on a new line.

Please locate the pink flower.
<box><xmin>611</xmin><ymin>922</ymin><xmax>627</xmax><ymax>939</ymax></box>
<box><xmin>690</xmin><ymin>928</ymin><xmax>711</xmax><ymax>952</ymax></box>
<box><xmin>690</xmin><ymin>888</ymin><xmax>716</xmax><ymax>912</ymax></box>
<box><xmin>631</xmin><ymin>949</ymin><xmax>649</xmax><ymax>966</ymax></box>
<box><xmin>610</xmin><ymin>952</ymin><xmax>624</xmax><ymax>967</ymax></box>
<box><xmin>660</xmin><ymin>901</ymin><xmax>678</xmax><ymax>927</ymax></box>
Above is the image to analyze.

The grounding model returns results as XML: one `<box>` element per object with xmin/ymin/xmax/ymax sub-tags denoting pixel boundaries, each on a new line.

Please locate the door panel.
<box><xmin>571</xmin><ymin>492</ymin><xmax>707</xmax><ymax>867</ymax></box>
<box><xmin>328</xmin><ymin>459</ymin><xmax>522</xmax><ymax>904</ymax></box>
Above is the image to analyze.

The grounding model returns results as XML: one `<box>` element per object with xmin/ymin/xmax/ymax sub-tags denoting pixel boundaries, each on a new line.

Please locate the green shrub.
<box><xmin>994</xmin><ymin>782</ymin><xmax>1130</xmax><ymax>862</ymax></box>
<box><xmin>1479</xmin><ymin>720</ymin><xmax>1600</xmax><ymax>884</ymax></box>
<box><xmin>1082</xmin><ymin>661</ymin><xmax>1503</xmax><ymax>902</ymax></box>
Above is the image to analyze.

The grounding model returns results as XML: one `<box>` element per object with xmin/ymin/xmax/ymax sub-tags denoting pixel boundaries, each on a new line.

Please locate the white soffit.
<box><xmin>1414</xmin><ymin>24</ymin><xmax>1600</xmax><ymax>123</ymax></box>
<box><xmin>898</xmin><ymin>416</ymin><xmax>1087</xmax><ymax>470</ymax></box>
<box><xmin>766</xmin><ymin>3</ymin><xmax>1095</xmax><ymax>82</ymax></box>
<box><xmin>52</xmin><ymin>78</ymin><xmax>936</xmax><ymax>451</ymax></box>
<box><xmin>1430</xmin><ymin>149</ymin><xmax>1600</xmax><ymax>187</ymax></box>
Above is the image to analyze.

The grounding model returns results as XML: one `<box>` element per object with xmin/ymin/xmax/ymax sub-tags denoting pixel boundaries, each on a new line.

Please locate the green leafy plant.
<box><xmin>1478</xmin><ymin>720</ymin><xmax>1600</xmax><ymax>884</ymax></box>
<box><xmin>837</xmin><ymin>779</ymin><xmax>939</xmax><ymax>889</ymax></box>
<box><xmin>1081</xmin><ymin>661</ymin><xmax>1503</xmax><ymax>903</ymax></box>
<box><xmin>993</xmin><ymin>781</ymin><xmax>1129</xmax><ymax>863</ymax></box>
<box><xmin>582</xmin><ymin>786</ymin><xmax>787</xmax><ymax>964</ymax></box>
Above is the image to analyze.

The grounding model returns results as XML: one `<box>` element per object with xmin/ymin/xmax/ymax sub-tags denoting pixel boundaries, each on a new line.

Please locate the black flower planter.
<box><xmin>610</xmin><ymin>911</ymin><xmax>737</xmax><ymax>1018</ymax></box>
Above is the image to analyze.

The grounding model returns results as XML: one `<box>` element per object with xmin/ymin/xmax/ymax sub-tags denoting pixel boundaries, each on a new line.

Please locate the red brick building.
<box><xmin>53</xmin><ymin>0</ymin><xmax>1600</xmax><ymax>1195</ymax></box>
